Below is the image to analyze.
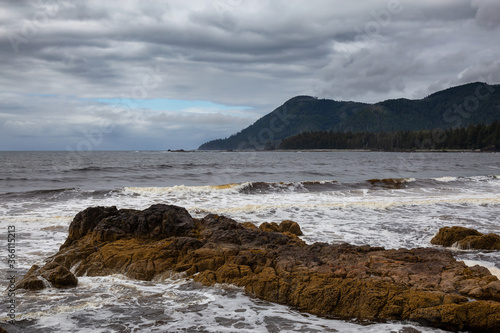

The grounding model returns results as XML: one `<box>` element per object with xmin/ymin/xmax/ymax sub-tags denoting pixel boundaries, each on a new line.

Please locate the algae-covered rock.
<box><xmin>16</xmin><ymin>262</ymin><xmax>77</xmax><ymax>290</ymax></box>
<box><xmin>17</xmin><ymin>204</ymin><xmax>500</xmax><ymax>332</ymax></box>
<box><xmin>431</xmin><ymin>226</ymin><xmax>482</xmax><ymax>247</ymax></box>
<box><xmin>15</xmin><ymin>265</ymin><xmax>46</xmax><ymax>291</ymax></box>
<box><xmin>459</xmin><ymin>233</ymin><xmax>500</xmax><ymax>250</ymax></box>
<box><xmin>432</xmin><ymin>226</ymin><xmax>500</xmax><ymax>250</ymax></box>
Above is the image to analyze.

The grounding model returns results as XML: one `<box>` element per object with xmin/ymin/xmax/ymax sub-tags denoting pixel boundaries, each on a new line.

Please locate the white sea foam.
<box><xmin>404</xmin><ymin>177</ymin><xmax>417</xmax><ymax>182</ymax></box>
<box><xmin>2</xmin><ymin>172</ymin><xmax>499</xmax><ymax>332</ymax></box>
<box><xmin>463</xmin><ymin>260</ymin><xmax>500</xmax><ymax>279</ymax></box>
<box><xmin>434</xmin><ymin>176</ymin><xmax>458</xmax><ymax>182</ymax></box>
<box><xmin>125</xmin><ymin>183</ymin><xmax>246</xmax><ymax>195</ymax></box>
<box><xmin>3</xmin><ymin>275</ymin><xmax>450</xmax><ymax>332</ymax></box>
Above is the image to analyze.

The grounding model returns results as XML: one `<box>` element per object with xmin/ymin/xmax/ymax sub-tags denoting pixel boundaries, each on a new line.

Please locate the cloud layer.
<box><xmin>1</xmin><ymin>0</ymin><xmax>499</xmax><ymax>149</ymax></box>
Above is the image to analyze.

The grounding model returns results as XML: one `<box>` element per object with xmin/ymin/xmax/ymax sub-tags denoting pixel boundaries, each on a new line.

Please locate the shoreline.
<box><xmin>198</xmin><ymin>148</ymin><xmax>499</xmax><ymax>153</ymax></box>
<box><xmin>1</xmin><ymin>149</ymin><xmax>497</xmax><ymax>153</ymax></box>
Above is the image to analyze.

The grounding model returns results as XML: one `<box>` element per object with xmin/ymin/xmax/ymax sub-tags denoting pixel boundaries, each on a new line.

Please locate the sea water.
<box><xmin>0</xmin><ymin>151</ymin><xmax>499</xmax><ymax>332</ymax></box>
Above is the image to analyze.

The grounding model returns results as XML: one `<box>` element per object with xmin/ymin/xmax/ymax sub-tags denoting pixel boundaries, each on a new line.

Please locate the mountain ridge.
<box><xmin>198</xmin><ymin>82</ymin><xmax>500</xmax><ymax>150</ymax></box>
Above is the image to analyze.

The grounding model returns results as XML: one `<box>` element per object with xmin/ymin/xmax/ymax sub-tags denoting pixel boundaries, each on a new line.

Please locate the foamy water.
<box><xmin>1</xmin><ymin>151</ymin><xmax>499</xmax><ymax>332</ymax></box>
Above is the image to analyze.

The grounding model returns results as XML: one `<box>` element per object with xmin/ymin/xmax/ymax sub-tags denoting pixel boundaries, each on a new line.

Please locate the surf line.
<box><xmin>6</xmin><ymin>225</ymin><xmax>16</xmax><ymax>324</ymax></box>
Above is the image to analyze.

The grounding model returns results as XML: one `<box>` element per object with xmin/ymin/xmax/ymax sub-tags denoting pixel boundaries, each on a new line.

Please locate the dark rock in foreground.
<box><xmin>431</xmin><ymin>226</ymin><xmax>500</xmax><ymax>250</ymax></box>
<box><xmin>18</xmin><ymin>205</ymin><xmax>500</xmax><ymax>332</ymax></box>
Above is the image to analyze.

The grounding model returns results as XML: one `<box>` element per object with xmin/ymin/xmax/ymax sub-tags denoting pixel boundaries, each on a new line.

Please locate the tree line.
<box><xmin>278</xmin><ymin>121</ymin><xmax>500</xmax><ymax>151</ymax></box>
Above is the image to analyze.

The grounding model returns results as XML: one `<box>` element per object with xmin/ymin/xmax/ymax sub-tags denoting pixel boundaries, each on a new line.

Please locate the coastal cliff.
<box><xmin>18</xmin><ymin>204</ymin><xmax>500</xmax><ymax>332</ymax></box>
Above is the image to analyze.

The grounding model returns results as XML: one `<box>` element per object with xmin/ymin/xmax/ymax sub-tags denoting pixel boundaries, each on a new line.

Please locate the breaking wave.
<box><xmin>124</xmin><ymin>175</ymin><xmax>499</xmax><ymax>196</ymax></box>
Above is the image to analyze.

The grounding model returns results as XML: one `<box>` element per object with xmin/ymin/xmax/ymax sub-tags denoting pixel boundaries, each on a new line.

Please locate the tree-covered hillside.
<box><xmin>199</xmin><ymin>82</ymin><xmax>500</xmax><ymax>150</ymax></box>
<box><xmin>279</xmin><ymin>121</ymin><xmax>500</xmax><ymax>151</ymax></box>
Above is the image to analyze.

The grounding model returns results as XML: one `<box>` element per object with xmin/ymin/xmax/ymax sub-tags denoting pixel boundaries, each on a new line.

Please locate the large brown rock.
<box><xmin>18</xmin><ymin>205</ymin><xmax>500</xmax><ymax>332</ymax></box>
<box><xmin>431</xmin><ymin>226</ymin><xmax>500</xmax><ymax>250</ymax></box>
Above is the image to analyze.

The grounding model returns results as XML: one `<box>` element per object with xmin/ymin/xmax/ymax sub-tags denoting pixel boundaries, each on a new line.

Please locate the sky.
<box><xmin>1</xmin><ymin>0</ymin><xmax>500</xmax><ymax>150</ymax></box>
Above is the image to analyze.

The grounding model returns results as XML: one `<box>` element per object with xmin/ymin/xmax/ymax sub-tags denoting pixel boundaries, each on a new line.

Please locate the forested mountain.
<box><xmin>198</xmin><ymin>82</ymin><xmax>500</xmax><ymax>150</ymax></box>
<box><xmin>279</xmin><ymin>121</ymin><xmax>500</xmax><ymax>151</ymax></box>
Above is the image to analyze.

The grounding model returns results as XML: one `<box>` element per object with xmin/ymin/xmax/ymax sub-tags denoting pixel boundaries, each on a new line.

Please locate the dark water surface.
<box><xmin>1</xmin><ymin>151</ymin><xmax>499</xmax><ymax>332</ymax></box>
<box><xmin>1</xmin><ymin>150</ymin><xmax>499</xmax><ymax>192</ymax></box>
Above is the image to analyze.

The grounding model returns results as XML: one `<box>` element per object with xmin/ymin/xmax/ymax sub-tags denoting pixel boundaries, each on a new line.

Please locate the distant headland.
<box><xmin>199</xmin><ymin>82</ymin><xmax>500</xmax><ymax>152</ymax></box>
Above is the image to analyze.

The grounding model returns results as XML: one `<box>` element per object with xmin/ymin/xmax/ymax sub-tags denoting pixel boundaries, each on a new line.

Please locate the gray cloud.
<box><xmin>472</xmin><ymin>0</ymin><xmax>500</xmax><ymax>29</ymax></box>
<box><xmin>456</xmin><ymin>60</ymin><xmax>500</xmax><ymax>84</ymax></box>
<box><xmin>0</xmin><ymin>0</ymin><xmax>499</xmax><ymax>149</ymax></box>
<box><xmin>0</xmin><ymin>91</ymin><xmax>256</xmax><ymax>150</ymax></box>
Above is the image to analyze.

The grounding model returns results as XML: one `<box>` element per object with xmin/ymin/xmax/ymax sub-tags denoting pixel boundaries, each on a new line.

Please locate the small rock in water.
<box><xmin>431</xmin><ymin>226</ymin><xmax>500</xmax><ymax>250</ymax></box>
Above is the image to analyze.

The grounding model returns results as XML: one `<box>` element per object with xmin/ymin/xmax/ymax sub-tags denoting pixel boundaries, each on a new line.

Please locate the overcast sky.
<box><xmin>1</xmin><ymin>0</ymin><xmax>499</xmax><ymax>150</ymax></box>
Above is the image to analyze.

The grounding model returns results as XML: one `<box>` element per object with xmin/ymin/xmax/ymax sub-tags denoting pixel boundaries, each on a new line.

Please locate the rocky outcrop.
<box><xmin>18</xmin><ymin>205</ymin><xmax>500</xmax><ymax>332</ymax></box>
<box><xmin>431</xmin><ymin>226</ymin><xmax>500</xmax><ymax>250</ymax></box>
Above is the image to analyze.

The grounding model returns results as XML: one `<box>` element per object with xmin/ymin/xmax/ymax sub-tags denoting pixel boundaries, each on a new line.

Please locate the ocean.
<box><xmin>1</xmin><ymin>150</ymin><xmax>499</xmax><ymax>333</ymax></box>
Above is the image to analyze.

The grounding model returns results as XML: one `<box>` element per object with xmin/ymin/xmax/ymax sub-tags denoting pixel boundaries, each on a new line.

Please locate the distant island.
<box><xmin>199</xmin><ymin>82</ymin><xmax>500</xmax><ymax>151</ymax></box>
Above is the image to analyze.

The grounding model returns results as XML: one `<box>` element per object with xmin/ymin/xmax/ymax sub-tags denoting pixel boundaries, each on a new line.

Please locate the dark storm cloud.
<box><xmin>0</xmin><ymin>0</ymin><xmax>499</xmax><ymax>149</ymax></box>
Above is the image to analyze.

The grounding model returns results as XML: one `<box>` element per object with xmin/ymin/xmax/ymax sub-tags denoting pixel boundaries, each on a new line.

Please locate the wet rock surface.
<box><xmin>431</xmin><ymin>226</ymin><xmax>500</xmax><ymax>250</ymax></box>
<box><xmin>18</xmin><ymin>205</ymin><xmax>500</xmax><ymax>332</ymax></box>
<box><xmin>16</xmin><ymin>262</ymin><xmax>78</xmax><ymax>290</ymax></box>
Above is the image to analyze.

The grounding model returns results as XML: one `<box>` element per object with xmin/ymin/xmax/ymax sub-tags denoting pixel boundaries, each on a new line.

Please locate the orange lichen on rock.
<box><xmin>17</xmin><ymin>205</ymin><xmax>500</xmax><ymax>332</ymax></box>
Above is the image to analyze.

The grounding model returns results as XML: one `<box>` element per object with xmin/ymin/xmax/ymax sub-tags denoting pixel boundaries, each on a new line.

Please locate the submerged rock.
<box><xmin>431</xmin><ymin>226</ymin><xmax>500</xmax><ymax>250</ymax></box>
<box><xmin>18</xmin><ymin>204</ymin><xmax>500</xmax><ymax>332</ymax></box>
